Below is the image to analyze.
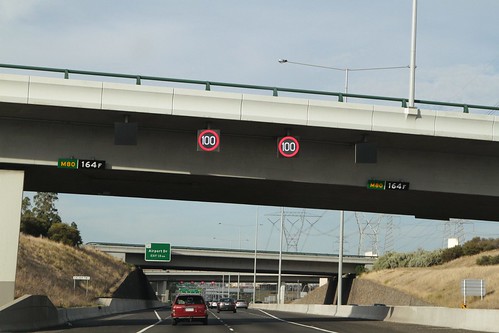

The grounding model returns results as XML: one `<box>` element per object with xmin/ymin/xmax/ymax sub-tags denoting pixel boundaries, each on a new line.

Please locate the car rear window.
<box><xmin>175</xmin><ymin>295</ymin><xmax>204</xmax><ymax>305</ymax></box>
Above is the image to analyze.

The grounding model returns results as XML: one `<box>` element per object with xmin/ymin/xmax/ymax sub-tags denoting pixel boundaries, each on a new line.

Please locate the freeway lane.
<box><xmin>31</xmin><ymin>308</ymin><xmax>489</xmax><ymax>333</ymax></box>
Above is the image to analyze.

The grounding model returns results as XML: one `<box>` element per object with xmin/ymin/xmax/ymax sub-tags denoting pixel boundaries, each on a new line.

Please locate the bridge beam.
<box><xmin>0</xmin><ymin>170</ymin><xmax>24</xmax><ymax>307</ymax></box>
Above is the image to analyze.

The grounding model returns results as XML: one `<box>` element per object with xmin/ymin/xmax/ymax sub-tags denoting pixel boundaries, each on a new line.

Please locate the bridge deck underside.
<box><xmin>2</xmin><ymin>101</ymin><xmax>499</xmax><ymax>221</ymax></box>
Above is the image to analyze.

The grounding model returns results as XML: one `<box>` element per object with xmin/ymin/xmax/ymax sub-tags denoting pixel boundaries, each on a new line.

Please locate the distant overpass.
<box><xmin>87</xmin><ymin>242</ymin><xmax>375</xmax><ymax>277</ymax></box>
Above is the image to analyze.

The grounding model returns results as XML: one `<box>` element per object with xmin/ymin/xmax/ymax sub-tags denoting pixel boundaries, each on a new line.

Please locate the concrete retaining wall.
<box><xmin>251</xmin><ymin>303</ymin><xmax>499</xmax><ymax>332</ymax></box>
<box><xmin>0</xmin><ymin>295</ymin><xmax>164</xmax><ymax>332</ymax></box>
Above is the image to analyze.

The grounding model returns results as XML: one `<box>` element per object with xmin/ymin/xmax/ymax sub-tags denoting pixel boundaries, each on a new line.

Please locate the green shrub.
<box><xmin>373</xmin><ymin>249</ymin><xmax>443</xmax><ymax>270</ymax></box>
<box><xmin>441</xmin><ymin>245</ymin><xmax>464</xmax><ymax>263</ymax></box>
<box><xmin>476</xmin><ymin>255</ymin><xmax>499</xmax><ymax>266</ymax></box>
<box><xmin>462</xmin><ymin>237</ymin><xmax>499</xmax><ymax>256</ymax></box>
<box><xmin>372</xmin><ymin>237</ymin><xmax>499</xmax><ymax>270</ymax></box>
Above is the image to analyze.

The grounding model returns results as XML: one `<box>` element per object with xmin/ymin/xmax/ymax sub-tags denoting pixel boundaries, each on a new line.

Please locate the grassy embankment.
<box><xmin>15</xmin><ymin>234</ymin><xmax>133</xmax><ymax>308</ymax></box>
<box><xmin>15</xmin><ymin>233</ymin><xmax>499</xmax><ymax>309</ymax></box>
<box><xmin>360</xmin><ymin>249</ymin><xmax>499</xmax><ymax>309</ymax></box>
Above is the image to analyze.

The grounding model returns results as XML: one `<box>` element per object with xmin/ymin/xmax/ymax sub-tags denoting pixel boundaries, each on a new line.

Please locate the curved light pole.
<box><xmin>278</xmin><ymin>59</ymin><xmax>409</xmax><ymax>101</ymax></box>
<box><xmin>218</xmin><ymin>222</ymin><xmax>254</xmax><ymax>299</ymax></box>
<box><xmin>278</xmin><ymin>59</ymin><xmax>408</xmax><ymax>102</ymax></box>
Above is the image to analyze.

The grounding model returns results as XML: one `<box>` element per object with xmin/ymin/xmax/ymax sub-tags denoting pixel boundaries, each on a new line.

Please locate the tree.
<box><xmin>20</xmin><ymin>216</ymin><xmax>46</xmax><ymax>237</ymax></box>
<box><xmin>48</xmin><ymin>222</ymin><xmax>83</xmax><ymax>247</ymax></box>
<box><xmin>20</xmin><ymin>192</ymin><xmax>83</xmax><ymax>246</ymax></box>
<box><xmin>33</xmin><ymin>192</ymin><xmax>62</xmax><ymax>228</ymax></box>
<box><xmin>21</xmin><ymin>197</ymin><xmax>33</xmax><ymax>217</ymax></box>
<box><xmin>20</xmin><ymin>197</ymin><xmax>47</xmax><ymax>237</ymax></box>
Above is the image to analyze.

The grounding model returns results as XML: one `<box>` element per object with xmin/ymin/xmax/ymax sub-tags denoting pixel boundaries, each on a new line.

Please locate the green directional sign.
<box><xmin>145</xmin><ymin>243</ymin><xmax>171</xmax><ymax>262</ymax></box>
<box><xmin>178</xmin><ymin>288</ymin><xmax>202</xmax><ymax>294</ymax></box>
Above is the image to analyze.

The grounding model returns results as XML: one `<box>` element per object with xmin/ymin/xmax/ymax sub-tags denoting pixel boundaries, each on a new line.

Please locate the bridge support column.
<box><xmin>0</xmin><ymin>170</ymin><xmax>24</xmax><ymax>307</ymax></box>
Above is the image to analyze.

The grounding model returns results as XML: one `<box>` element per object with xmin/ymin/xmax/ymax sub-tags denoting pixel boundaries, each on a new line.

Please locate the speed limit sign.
<box><xmin>197</xmin><ymin>129</ymin><xmax>220</xmax><ymax>152</ymax></box>
<box><xmin>277</xmin><ymin>136</ymin><xmax>300</xmax><ymax>158</ymax></box>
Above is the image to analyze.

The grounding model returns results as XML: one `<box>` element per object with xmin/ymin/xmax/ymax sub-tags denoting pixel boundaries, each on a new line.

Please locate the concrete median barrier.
<box><xmin>250</xmin><ymin>303</ymin><xmax>499</xmax><ymax>332</ymax></box>
<box><xmin>0</xmin><ymin>295</ymin><xmax>164</xmax><ymax>332</ymax></box>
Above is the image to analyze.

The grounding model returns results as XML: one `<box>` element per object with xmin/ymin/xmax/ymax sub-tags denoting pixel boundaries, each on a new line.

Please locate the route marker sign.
<box><xmin>367</xmin><ymin>180</ymin><xmax>409</xmax><ymax>191</ymax></box>
<box><xmin>58</xmin><ymin>158</ymin><xmax>78</xmax><ymax>169</ymax></box>
<box><xmin>145</xmin><ymin>243</ymin><xmax>171</xmax><ymax>262</ymax></box>
<box><xmin>58</xmin><ymin>158</ymin><xmax>105</xmax><ymax>170</ymax></box>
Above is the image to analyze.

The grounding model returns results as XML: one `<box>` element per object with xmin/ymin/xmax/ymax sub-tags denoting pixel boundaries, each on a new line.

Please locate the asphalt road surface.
<box><xmin>31</xmin><ymin>308</ymin><xmax>489</xmax><ymax>333</ymax></box>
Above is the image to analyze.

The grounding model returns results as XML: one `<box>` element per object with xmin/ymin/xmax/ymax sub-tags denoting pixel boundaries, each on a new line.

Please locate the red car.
<box><xmin>171</xmin><ymin>294</ymin><xmax>208</xmax><ymax>325</ymax></box>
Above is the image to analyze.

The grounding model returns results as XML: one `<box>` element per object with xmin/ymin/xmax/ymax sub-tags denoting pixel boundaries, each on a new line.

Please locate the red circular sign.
<box><xmin>198</xmin><ymin>129</ymin><xmax>220</xmax><ymax>152</ymax></box>
<box><xmin>278</xmin><ymin>136</ymin><xmax>300</xmax><ymax>158</ymax></box>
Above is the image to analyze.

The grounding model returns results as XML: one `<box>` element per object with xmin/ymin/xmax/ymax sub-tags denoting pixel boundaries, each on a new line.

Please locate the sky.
<box><xmin>3</xmin><ymin>1</ymin><xmax>499</xmax><ymax>255</ymax></box>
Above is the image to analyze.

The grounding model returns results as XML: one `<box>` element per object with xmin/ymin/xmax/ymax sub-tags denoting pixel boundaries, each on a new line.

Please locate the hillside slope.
<box><xmin>360</xmin><ymin>249</ymin><xmax>499</xmax><ymax>309</ymax></box>
<box><xmin>294</xmin><ymin>249</ymin><xmax>498</xmax><ymax>309</ymax></box>
<box><xmin>15</xmin><ymin>234</ymin><xmax>133</xmax><ymax>307</ymax></box>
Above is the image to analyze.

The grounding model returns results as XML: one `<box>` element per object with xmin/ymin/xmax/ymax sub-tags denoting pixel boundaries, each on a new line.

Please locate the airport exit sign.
<box><xmin>145</xmin><ymin>243</ymin><xmax>171</xmax><ymax>262</ymax></box>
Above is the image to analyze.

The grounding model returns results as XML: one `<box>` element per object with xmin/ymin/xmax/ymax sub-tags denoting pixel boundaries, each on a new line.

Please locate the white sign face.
<box><xmin>461</xmin><ymin>279</ymin><xmax>486</xmax><ymax>296</ymax></box>
<box><xmin>73</xmin><ymin>276</ymin><xmax>91</xmax><ymax>280</ymax></box>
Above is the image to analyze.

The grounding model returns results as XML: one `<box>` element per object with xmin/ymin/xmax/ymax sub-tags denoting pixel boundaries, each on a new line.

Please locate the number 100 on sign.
<box><xmin>197</xmin><ymin>129</ymin><xmax>220</xmax><ymax>152</ymax></box>
<box><xmin>278</xmin><ymin>136</ymin><xmax>300</xmax><ymax>158</ymax></box>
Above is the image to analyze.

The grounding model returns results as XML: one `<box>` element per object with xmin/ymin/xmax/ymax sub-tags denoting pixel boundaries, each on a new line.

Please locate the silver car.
<box><xmin>235</xmin><ymin>299</ymin><xmax>248</xmax><ymax>309</ymax></box>
<box><xmin>217</xmin><ymin>297</ymin><xmax>236</xmax><ymax>313</ymax></box>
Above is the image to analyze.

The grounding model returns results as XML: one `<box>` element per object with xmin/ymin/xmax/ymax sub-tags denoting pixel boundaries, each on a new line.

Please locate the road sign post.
<box><xmin>145</xmin><ymin>243</ymin><xmax>171</xmax><ymax>262</ymax></box>
<box><xmin>73</xmin><ymin>275</ymin><xmax>90</xmax><ymax>296</ymax></box>
<box><xmin>462</xmin><ymin>279</ymin><xmax>486</xmax><ymax>306</ymax></box>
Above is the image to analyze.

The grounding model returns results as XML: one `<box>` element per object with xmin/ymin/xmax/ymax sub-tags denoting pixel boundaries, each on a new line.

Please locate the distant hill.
<box><xmin>15</xmin><ymin>234</ymin><xmax>133</xmax><ymax>307</ymax></box>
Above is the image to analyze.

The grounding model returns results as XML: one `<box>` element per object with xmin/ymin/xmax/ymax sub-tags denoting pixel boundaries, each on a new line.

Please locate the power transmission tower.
<box><xmin>355</xmin><ymin>212</ymin><xmax>391</xmax><ymax>256</ymax></box>
<box><xmin>266</xmin><ymin>208</ymin><xmax>325</xmax><ymax>252</ymax></box>
<box><xmin>443</xmin><ymin>218</ymin><xmax>471</xmax><ymax>248</ymax></box>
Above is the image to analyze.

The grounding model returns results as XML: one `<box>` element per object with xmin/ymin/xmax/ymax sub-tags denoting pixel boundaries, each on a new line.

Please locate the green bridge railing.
<box><xmin>1</xmin><ymin>63</ymin><xmax>498</xmax><ymax>114</ymax></box>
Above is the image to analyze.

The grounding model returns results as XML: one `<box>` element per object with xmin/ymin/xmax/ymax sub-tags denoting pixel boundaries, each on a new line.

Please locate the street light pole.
<box><xmin>337</xmin><ymin>210</ymin><xmax>345</xmax><ymax>307</ymax></box>
<box><xmin>277</xmin><ymin>207</ymin><xmax>284</xmax><ymax>304</ymax></box>
<box><xmin>218</xmin><ymin>221</ymin><xmax>256</xmax><ymax>300</ymax></box>
<box><xmin>253</xmin><ymin>207</ymin><xmax>259</xmax><ymax>304</ymax></box>
<box><xmin>408</xmin><ymin>0</ymin><xmax>418</xmax><ymax>108</ymax></box>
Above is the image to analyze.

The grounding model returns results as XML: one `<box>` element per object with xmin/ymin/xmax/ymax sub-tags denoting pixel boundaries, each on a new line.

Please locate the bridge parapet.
<box><xmin>1</xmin><ymin>72</ymin><xmax>498</xmax><ymax>143</ymax></box>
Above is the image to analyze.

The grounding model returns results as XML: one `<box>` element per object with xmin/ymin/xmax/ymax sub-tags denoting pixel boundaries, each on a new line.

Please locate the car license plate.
<box><xmin>185</xmin><ymin>307</ymin><xmax>194</xmax><ymax>312</ymax></box>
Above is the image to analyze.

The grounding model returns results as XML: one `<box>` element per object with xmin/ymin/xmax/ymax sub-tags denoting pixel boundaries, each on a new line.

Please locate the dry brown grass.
<box><xmin>15</xmin><ymin>234</ymin><xmax>133</xmax><ymax>308</ymax></box>
<box><xmin>361</xmin><ymin>249</ymin><xmax>499</xmax><ymax>309</ymax></box>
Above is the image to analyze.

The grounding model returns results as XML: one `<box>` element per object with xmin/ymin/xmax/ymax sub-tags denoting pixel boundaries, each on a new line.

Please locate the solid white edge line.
<box><xmin>154</xmin><ymin>310</ymin><xmax>162</xmax><ymax>321</ymax></box>
<box><xmin>136</xmin><ymin>310</ymin><xmax>166</xmax><ymax>333</ymax></box>
<box><xmin>258</xmin><ymin>309</ymin><xmax>340</xmax><ymax>333</ymax></box>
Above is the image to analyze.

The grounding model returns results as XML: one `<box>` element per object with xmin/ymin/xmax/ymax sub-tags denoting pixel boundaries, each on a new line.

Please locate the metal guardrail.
<box><xmin>1</xmin><ymin>63</ymin><xmax>498</xmax><ymax>114</ymax></box>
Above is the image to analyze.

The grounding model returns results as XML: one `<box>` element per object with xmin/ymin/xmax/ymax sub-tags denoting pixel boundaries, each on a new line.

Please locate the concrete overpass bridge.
<box><xmin>87</xmin><ymin>242</ymin><xmax>374</xmax><ymax>277</ymax></box>
<box><xmin>89</xmin><ymin>242</ymin><xmax>374</xmax><ymax>303</ymax></box>
<box><xmin>2</xmin><ymin>64</ymin><xmax>499</xmax><ymax>306</ymax></box>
